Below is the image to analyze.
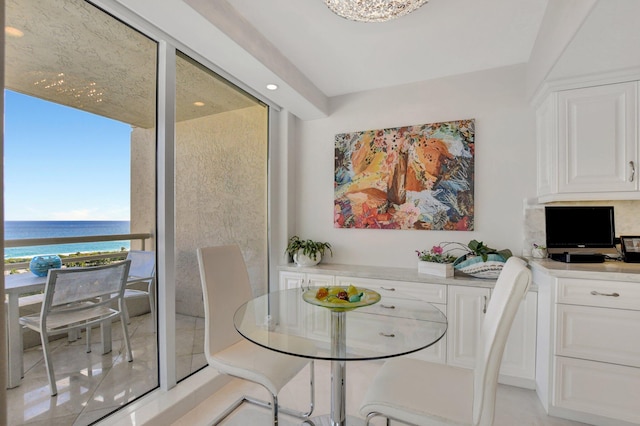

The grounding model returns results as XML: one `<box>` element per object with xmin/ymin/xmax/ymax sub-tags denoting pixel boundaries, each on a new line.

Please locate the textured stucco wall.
<box><xmin>131</xmin><ymin>105</ymin><xmax>267</xmax><ymax>317</ymax></box>
<box><xmin>174</xmin><ymin>105</ymin><xmax>268</xmax><ymax>317</ymax></box>
<box><xmin>131</xmin><ymin>126</ymin><xmax>157</xmax><ymax>251</ymax></box>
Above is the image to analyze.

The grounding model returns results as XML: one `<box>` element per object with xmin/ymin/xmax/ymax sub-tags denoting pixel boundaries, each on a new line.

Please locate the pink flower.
<box><xmin>431</xmin><ymin>245</ymin><xmax>443</xmax><ymax>255</ymax></box>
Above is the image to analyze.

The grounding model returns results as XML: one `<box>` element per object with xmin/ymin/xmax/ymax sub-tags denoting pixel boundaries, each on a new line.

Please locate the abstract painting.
<box><xmin>334</xmin><ymin>119</ymin><xmax>474</xmax><ymax>230</ymax></box>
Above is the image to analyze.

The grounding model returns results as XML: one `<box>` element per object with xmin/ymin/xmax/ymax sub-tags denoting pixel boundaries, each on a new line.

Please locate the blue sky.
<box><xmin>4</xmin><ymin>90</ymin><xmax>131</xmax><ymax>221</ymax></box>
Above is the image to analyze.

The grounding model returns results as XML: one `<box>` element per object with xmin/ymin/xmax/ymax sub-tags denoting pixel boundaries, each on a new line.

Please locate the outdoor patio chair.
<box><xmin>19</xmin><ymin>260</ymin><xmax>133</xmax><ymax>396</ymax></box>
<box><xmin>122</xmin><ymin>250</ymin><xmax>156</xmax><ymax>327</ymax></box>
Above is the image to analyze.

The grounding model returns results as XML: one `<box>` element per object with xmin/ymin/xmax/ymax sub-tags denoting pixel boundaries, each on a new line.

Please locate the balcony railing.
<box><xmin>4</xmin><ymin>233</ymin><xmax>153</xmax><ymax>272</ymax></box>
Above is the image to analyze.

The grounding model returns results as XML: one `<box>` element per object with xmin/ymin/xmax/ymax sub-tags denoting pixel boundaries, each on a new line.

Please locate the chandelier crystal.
<box><xmin>324</xmin><ymin>0</ymin><xmax>429</xmax><ymax>23</ymax></box>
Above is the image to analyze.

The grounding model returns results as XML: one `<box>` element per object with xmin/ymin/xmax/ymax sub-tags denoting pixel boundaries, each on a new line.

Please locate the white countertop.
<box><xmin>279</xmin><ymin>262</ymin><xmax>506</xmax><ymax>289</ymax></box>
<box><xmin>528</xmin><ymin>258</ymin><xmax>640</xmax><ymax>282</ymax></box>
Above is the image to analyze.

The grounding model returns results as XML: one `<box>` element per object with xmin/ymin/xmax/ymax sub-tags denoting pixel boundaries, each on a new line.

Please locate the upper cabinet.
<box><xmin>536</xmin><ymin>81</ymin><xmax>639</xmax><ymax>202</ymax></box>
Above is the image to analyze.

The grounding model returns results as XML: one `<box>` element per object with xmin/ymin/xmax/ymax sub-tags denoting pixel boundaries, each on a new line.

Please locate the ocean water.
<box><xmin>4</xmin><ymin>221</ymin><xmax>131</xmax><ymax>259</ymax></box>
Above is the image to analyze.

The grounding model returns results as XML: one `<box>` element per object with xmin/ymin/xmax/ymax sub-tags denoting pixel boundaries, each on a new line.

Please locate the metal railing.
<box><xmin>4</xmin><ymin>233</ymin><xmax>153</xmax><ymax>272</ymax></box>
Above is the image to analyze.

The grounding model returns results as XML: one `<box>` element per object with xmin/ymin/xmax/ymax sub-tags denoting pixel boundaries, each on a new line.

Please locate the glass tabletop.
<box><xmin>233</xmin><ymin>286</ymin><xmax>448</xmax><ymax>361</ymax></box>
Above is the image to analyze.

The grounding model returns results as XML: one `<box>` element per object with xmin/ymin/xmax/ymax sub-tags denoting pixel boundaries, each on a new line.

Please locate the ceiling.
<box><xmin>5</xmin><ymin>0</ymin><xmax>550</xmax><ymax>125</ymax></box>
<box><xmin>4</xmin><ymin>0</ymin><xmax>259</xmax><ymax>128</ymax></box>
<box><xmin>216</xmin><ymin>0</ymin><xmax>549</xmax><ymax>98</ymax></box>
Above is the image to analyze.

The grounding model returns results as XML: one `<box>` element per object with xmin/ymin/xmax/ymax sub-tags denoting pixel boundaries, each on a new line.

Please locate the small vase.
<box><xmin>532</xmin><ymin>247</ymin><xmax>547</xmax><ymax>259</ymax></box>
<box><xmin>418</xmin><ymin>261</ymin><xmax>454</xmax><ymax>278</ymax></box>
<box><xmin>29</xmin><ymin>255</ymin><xmax>62</xmax><ymax>277</ymax></box>
<box><xmin>294</xmin><ymin>251</ymin><xmax>322</xmax><ymax>267</ymax></box>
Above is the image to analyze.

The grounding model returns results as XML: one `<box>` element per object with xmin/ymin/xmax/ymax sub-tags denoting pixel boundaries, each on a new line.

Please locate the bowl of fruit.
<box><xmin>302</xmin><ymin>285</ymin><xmax>381</xmax><ymax>311</ymax></box>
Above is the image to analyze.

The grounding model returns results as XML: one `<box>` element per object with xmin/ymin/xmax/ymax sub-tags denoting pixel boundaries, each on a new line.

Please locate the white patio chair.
<box><xmin>360</xmin><ymin>256</ymin><xmax>532</xmax><ymax>426</ymax></box>
<box><xmin>19</xmin><ymin>260</ymin><xmax>133</xmax><ymax>396</ymax></box>
<box><xmin>197</xmin><ymin>245</ymin><xmax>315</xmax><ymax>425</ymax></box>
<box><xmin>122</xmin><ymin>250</ymin><xmax>156</xmax><ymax>326</ymax></box>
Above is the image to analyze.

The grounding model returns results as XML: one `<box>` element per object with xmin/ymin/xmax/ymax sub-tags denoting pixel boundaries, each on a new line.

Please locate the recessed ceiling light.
<box><xmin>266</xmin><ymin>84</ymin><xmax>278</xmax><ymax>91</ymax></box>
<box><xmin>193</xmin><ymin>101</ymin><xmax>205</xmax><ymax>107</ymax></box>
<box><xmin>5</xmin><ymin>26</ymin><xmax>24</xmax><ymax>38</ymax></box>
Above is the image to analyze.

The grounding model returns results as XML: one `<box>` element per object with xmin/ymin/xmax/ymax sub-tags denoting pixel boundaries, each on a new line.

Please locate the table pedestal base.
<box><xmin>302</xmin><ymin>414</ymin><xmax>365</xmax><ymax>426</ymax></box>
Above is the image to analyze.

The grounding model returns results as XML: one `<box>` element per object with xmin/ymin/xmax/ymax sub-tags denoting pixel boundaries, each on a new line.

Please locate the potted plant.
<box><xmin>451</xmin><ymin>239</ymin><xmax>513</xmax><ymax>279</ymax></box>
<box><xmin>416</xmin><ymin>245</ymin><xmax>457</xmax><ymax>277</ymax></box>
<box><xmin>286</xmin><ymin>236</ymin><xmax>333</xmax><ymax>267</ymax></box>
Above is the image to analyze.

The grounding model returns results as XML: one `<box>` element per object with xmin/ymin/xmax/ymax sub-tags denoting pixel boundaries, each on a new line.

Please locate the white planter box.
<box><xmin>418</xmin><ymin>261</ymin><xmax>454</xmax><ymax>278</ymax></box>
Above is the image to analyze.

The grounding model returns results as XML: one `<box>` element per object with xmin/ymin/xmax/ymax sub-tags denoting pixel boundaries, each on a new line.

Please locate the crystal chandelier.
<box><xmin>324</xmin><ymin>0</ymin><xmax>429</xmax><ymax>23</ymax></box>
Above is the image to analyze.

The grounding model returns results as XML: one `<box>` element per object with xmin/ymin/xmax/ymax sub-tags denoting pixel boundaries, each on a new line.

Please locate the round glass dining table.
<box><xmin>233</xmin><ymin>286</ymin><xmax>448</xmax><ymax>426</ymax></box>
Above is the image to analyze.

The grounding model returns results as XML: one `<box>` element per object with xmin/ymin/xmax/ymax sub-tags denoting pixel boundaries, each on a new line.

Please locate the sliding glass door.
<box><xmin>173</xmin><ymin>52</ymin><xmax>269</xmax><ymax>382</ymax></box>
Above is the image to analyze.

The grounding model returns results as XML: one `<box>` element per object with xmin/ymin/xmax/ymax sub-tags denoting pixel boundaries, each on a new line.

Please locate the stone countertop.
<box><xmin>528</xmin><ymin>258</ymin><xmax>640</xmax><ymax>282</ymax></box>
<box><xmin>279</xmin><ymin>262</ymin><xmax>535</xmax><ymax>290</ymax></box>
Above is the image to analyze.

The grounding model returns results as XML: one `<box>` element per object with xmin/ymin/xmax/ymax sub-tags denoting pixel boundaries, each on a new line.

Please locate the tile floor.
<box><xmin>8</xmin><ymin>312</ymin><xmax>592</xmax><ymax>426</ymax></box>
<box><xmin>6</xmin><ymin>313</ymin><xmax>207</xmax><ymax>426</ymax></box>
<box><xmin>175</xmin><ymin>358</ymin><xmax>592</xmax><ymax>426</ymax></box>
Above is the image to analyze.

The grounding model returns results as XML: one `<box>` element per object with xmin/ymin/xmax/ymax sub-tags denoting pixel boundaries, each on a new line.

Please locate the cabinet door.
<box><xmin>557</xmin><ymin>82</ymin><xmax>638</xmax><ymax>193</ymax></box>
<box><xmin>499</xmin><ymin>291</ymin><xmax>537</xmax><ymax>387</ymax></box>
<box><xmin>279</xmin><ymin>271</ymin><xmax>305</xmax><ymax>291</ymax></box>
<box><xmin>447</xmin><ymin>285</ymin><xmax>490</xmax><ymax>368</ymax></box>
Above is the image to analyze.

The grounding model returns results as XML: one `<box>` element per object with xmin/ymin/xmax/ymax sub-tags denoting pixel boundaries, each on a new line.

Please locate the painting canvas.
<box><xmin>334</xmin><ymin>119</ymin><xmax>474</xmax><ymax>230</ymax></box>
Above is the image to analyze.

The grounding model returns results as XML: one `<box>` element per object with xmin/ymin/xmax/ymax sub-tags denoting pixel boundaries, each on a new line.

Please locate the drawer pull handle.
<box><xmin>630</xmin><ymin>161</ymin><xmax>636</xmax><ymax>182</ymax></box>
<box><xmin>380</xmin><ymin>304</ymin><xmax>396</xmax><ymax>309</ymax></box>
<box><xmin>380</xmin><ymin>287</ymin><xmax>396</xmax><ymax>291</ymax></box>
<box><xmin>482</xmin><ymin>295</ymin><xmax>488</xmax><ymax>314</ymax></box>
<box><xmin>379</xmin><ymin>332</ymin><xmax>395</xmax><ymax>338</ymax></box>
<box><xmin>590</xmin><ymin>290</ymin><xmax>620</xmax><ymax>297</ymax></box>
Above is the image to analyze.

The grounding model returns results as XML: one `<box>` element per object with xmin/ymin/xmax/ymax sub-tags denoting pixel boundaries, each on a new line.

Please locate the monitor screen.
<box><xmin>545</xmin><ymin>206</ymin><xmax>615</xmax><ymax>249</ymax></box>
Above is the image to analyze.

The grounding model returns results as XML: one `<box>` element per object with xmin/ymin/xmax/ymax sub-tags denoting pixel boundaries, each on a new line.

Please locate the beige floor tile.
<box><xmin>8</xmin><ymin>313</ymin><xmax>162</xmax><ymax>426</ymax></box>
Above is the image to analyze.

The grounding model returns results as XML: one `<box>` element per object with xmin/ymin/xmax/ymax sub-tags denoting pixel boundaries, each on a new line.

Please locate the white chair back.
<box><xmin>44</xmin><ymin>260</ymin><xmax>131</xmax><ymax>310</ymax></box>
<box><xmin>472</xmin><ymin>256</ymin><xmax>532</xmax><ymax>426</ymax></box>
<box><xmin>197</xmin><ymin>245</ymin><xmax>253</xmax><ymax>356</ymax></box>
<box><xmin>126</xmin><ymin>250</ymin><xmax>156</xmax><ymax>280</ymax></box>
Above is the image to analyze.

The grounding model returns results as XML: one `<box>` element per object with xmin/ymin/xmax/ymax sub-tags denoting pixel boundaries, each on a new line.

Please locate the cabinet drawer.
<box><xmin>556</xmin><ymin>304</ymin><xmax>640</xmax><ymax>367</ymax></box>
<box><xmin>335</xmin><ymin>276</ymin><xmax>446</xmax><ymax>304</ymax></box>
<box><xmin>347</xmin><ymin>313</ymin><xmax>446</xmax><ymax>362</ymax></box>
<box><xmin>554</xmin><ymin>356</ymin><xmax>640</xmax><ymax>424</ymax></box>
<box><xmin>557</xmin><ymin>278</ymin><xmax>640</xmax><ymax>310</ymax></box>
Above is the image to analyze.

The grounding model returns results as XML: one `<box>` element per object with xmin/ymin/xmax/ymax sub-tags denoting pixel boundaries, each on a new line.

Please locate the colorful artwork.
<box><xmin>334</xmin><ymin>119</ymin><xmax>474</xmax><ymax>230</ymax></box>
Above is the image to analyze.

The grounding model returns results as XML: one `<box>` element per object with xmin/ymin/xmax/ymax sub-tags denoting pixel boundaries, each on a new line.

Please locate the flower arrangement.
<box><xmin>415</xmin><ymin>240</ymin><xmax>513</xmax><ymax>279</ymax></box>
<box><xmin>415</xmin><ymin>245</ymin><xmax>457</xmax><ymax>264</ymax></box>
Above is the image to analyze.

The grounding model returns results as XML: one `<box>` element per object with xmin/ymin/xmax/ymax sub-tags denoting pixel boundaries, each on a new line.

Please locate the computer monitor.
<box><xmin>545</xmin><ymin>206</ymin><xmax>615</xmax><ymax>250</ymax></box>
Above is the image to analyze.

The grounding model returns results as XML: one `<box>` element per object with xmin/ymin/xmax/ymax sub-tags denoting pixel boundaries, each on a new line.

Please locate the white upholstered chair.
<box><xmin>360</xmin><ymin>256</ymin><xmax>532</xmax><ymax>426</ymax></box>
<box><xmin>19</xmin><ymin>260</ymin><xmax>133</xmax><ymax>396</ymax></box>
<box><xmin>197</xmin><ymin>245</ymin><xmax>315</xmax><ymax>425</ymax></box>
<box><xmin>122</xmin><ymin>250</ymin><xmax>156</xmax><ymax>326</ymax></box>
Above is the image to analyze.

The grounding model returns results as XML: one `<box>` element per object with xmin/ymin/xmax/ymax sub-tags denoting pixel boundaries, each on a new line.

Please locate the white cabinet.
<box><xmin>277</xmin><ymin>271</ymin><xmax>334</xmax><ymax>335</ymax></box>
<box><xmin>279</xmin><ymin>270</ymin><xmax>334</xmax><ymax>291</ymax></box>
<box><xmin>534</xmin><ymin>270</ymin><xmax>640</xmax><ymax>426</ymax></box>
<box><xmin>499</xmin><ymin>291</ymin><xmax>537</xmax><ymax>388</ymax></box>
<box><xmin>537</xmin><ymin>81</ymin><xmax>639</xmax><ymax>202</ymax></box>
<box><xmin>278</xmin><ymin>267</ymin><xmax>537</xmax><ymax>387</ymax></box>
<box><xmin>336</xmin><ymin>275</ymin><xmax>447</xmax><ymax>364</ymax></box>
<box><xmin>446</xmin><ymin>285</ymin><xmax>489</xmax><ymax>369</ymax></box>
<box><xmin>447</xmin><ymin>285</ymin><xmax>537</xmax><ymax>388</ymax></box>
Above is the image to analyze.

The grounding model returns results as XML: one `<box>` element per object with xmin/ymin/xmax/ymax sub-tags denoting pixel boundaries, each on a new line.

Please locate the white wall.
<box><xmin>292</xmin><ymin>64</ymin><xmax>536</xmax><ymax>269</ymax></box>
<box><xmin>548</xmin><ymin>0</ymin><xmax>640</xmax><ymax>82</ymax></box>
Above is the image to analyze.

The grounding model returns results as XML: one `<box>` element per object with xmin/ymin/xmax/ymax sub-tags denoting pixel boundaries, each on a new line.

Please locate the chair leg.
<box><xmin>211</xmin><ymin>361</ymin><xmax>315</xmax><ymax>425</ymax></box>
<box><xmin>86</xmin><ymin>326</ymin><xmax>92</xmax><ymax>353</ymax></box>
<box><xmin>271</xmin><ymin>393</ymin><xmax>279</xmax><ymax>425</ymax></box>
<box><xmin>148</xmin><ymin>287</ymin><xmax>156</xmax><ymax>331</ymax></box>
<box><xmin>120</xmin><ymin>309</ymin><xmax>133</xmax><ymax>362</ymax></box>
<box><xmin>40</xmin><ymin>332</ymin><xmax>57</xmax><ymax>396</ymax></box>
<box><xmin>123</xmin><ymin>301</ymin><xmax>131</xmax><ymax>325</ymax></box>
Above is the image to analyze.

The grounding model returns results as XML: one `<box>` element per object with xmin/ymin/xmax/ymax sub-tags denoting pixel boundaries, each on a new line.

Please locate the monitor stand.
<box><xmin>549</xmin><ymin>252</ymin><xmax>605</xmax><ymax>263</ymax></box>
